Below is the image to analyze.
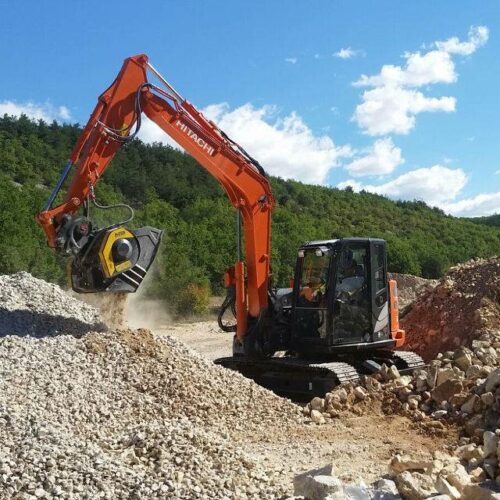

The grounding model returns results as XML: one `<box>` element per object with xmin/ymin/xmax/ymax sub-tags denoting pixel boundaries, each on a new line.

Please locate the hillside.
<box><xmin>0</xmin><ymin>115</ymin><xmax>499</xmax><ymax>310</ymax></box>
<box><xmin>471</xmin><ymin>214</ymin><xmax>500</xmax><ymax>227</ymax></box>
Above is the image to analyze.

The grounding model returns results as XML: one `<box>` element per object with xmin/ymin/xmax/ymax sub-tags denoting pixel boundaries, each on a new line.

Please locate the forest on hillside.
<box><xmin>1</xmin><ymin>115</ymin><xmax>499</xmax><ymax>312</ymax></box>
<box><xmin>472</xmin><ymin>214</ymin><xmax>500</xmax><ymax>228</ymax></box>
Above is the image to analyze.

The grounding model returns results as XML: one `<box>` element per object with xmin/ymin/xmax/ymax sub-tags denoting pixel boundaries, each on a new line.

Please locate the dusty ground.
<box><xmin>156</xmin><ymin>321</ymin><xmax>232</xmax><ymax>360</ymax></box>
<box><xmin>151</xmin><ymin>318</ymin><xmax>456</xmax><ymax>486</ymax></box>
<box><xmin>242</xmin><ymin>412</ymin><xmax>456</xmax><ymax>485</ymax></box>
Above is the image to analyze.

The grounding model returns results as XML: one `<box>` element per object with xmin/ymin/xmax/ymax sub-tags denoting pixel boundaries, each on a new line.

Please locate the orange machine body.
<box><xmin>389</xmin><ymin>279</ymin><xmax>406</xmax><ymax>348</ymax></box>
<box><xmin>36</xmin><ymin>54</ymin><xmax>273</xmax><ymax>340</ymax></box>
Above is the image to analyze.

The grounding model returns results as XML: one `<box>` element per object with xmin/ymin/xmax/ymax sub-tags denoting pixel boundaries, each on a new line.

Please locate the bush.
<box><xmin>176</xmin><ymin>283</ymin><xmax>210</xmax><ymax>316</ymax></box>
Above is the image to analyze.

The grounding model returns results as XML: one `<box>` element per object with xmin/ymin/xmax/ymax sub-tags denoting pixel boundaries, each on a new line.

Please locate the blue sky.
<box><xmin>0</xmin><ymin>0</ymin><xmax>499</xmax><ymax>216</ymax></box>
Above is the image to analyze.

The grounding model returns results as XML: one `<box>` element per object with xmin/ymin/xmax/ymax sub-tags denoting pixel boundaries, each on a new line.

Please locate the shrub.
<box><xmin>176</xmin><ymin>283</ymin><xmax>210</xmax><ymax>316</ymax></box>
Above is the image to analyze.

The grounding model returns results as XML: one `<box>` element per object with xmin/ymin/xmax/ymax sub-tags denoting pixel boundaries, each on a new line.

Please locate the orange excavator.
<box><xmin>37</xmin><ymin>54</ymin><xmax>424</xmax><ymax>396</ymax></box>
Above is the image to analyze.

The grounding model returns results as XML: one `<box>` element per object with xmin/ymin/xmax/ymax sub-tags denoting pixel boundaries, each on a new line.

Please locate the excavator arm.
<box><xmin>36</xmin><ymin>54</ymin><xmax>274</xmax><ymax>345</ymax></box>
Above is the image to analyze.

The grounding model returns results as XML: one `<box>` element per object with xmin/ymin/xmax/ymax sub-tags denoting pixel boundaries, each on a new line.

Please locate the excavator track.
<box><xmin>373</xmin><ymin>350</ymin><xmax>426</xmax><ymax>374</ymax></box>
<box><xmin>215</xmin><ymin>357</ymin><xmax>359</xmax><ymax>399</ymax></box>
<box><xmin>215</xmin><ymin>350</ymin><xmax>425</xmax><ymax>400</ymax></box>
<box><xmin>391</xmin><ymin>351</ymin><xmax>426</xmax><ymax>371</ymax></box>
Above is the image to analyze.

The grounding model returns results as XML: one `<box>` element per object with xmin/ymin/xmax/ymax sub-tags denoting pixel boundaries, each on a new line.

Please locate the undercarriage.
<box><xmin>215</xmin><ymin>350</ymin><xmax>425</xmax><ymax>399</ymax></box>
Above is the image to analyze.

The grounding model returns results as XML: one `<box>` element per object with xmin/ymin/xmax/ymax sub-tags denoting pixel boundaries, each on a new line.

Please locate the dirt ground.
<box><xmin>153</xmin><ymin>319</ymin><xmax>456</xmax><ymax>487</ymax></box>
<box><xmin>155</xmin><ymin>321</ymin><xmax>232</xmax><ymax>360</ymax></box>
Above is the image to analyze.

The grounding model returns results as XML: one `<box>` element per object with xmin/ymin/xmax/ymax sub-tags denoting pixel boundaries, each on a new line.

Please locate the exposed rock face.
<box><xmin>388</xmin><ymin>272</ymin><xmax>438</xmax><ymax>313</ymax></box>
<box><xmin>400</xmin><ymin>257</ymin><xmax>500</xmax><ymax>361</ymax></box>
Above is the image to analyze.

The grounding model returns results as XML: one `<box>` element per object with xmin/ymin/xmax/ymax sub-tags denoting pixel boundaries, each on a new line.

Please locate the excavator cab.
<box><xmin>290</xmin><ymin>238</ymin><xmax>392</xmax><ymax>355</ymax></box>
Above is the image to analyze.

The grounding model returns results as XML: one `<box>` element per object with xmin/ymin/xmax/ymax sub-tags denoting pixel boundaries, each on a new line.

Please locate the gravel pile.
<box><xmin>0</xmin><ymin>272</ymin><xmax>105</xmax><ymax>337</ymax></box>
<box><xmin>388</xmin><ymin>272</ymin><xmax>438</xmax><ymax>313</ymax></box>
<box><xmin>0</xmin><ymin>273</ymin><xmax>304</xmax><ymax>499</ymax></box>
<box><xmin>401</xmin><ymin>257</ymin><xmax>500</xmax><ymax>361</ymax></box>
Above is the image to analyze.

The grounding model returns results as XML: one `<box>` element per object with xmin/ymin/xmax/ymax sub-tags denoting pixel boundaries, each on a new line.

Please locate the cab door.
<box><xmin>292</xmin><ymin>247</ymin><xmax>332</xmax><ymax>342</ymax></box>
<box><xmin>332</xmin><ymin>242</ymin><xmax>371</xmax><ymax>342</ymax></box>
<box><xmin>369</xmin><ymin>240</ymin><xmax>389</xmax><ymax>337</ymax></box>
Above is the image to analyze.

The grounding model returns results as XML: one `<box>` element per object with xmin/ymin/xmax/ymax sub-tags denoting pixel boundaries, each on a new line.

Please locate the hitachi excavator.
<box><xmin>36</xmin><ymin>54</ymin><xmax>424</xmax><ymax>397</ymax></box>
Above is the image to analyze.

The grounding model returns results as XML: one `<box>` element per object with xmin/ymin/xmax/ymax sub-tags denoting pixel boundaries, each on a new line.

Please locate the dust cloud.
<box><xmin>71</xmin><ymin>260</ymin><xmax>171</xmax><ymax>329</ymax></box>
<box><xmin>127</xmin><ymin>296</ymin><xmax>171</xmax><ymax>329</ymax></box>
<box><xmin>75</xmin><ymin>292</ymin><xmax>129</xmax><ymax>329</ymax></box>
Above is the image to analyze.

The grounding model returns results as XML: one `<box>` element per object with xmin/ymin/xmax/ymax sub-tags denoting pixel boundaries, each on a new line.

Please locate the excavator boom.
<box><xmin>36</xmin><ymin>54</ymin><xmax>274</xmax><ymax>341</ymax></box>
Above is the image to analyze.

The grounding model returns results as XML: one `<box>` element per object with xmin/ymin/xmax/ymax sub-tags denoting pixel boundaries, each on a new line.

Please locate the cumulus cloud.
<box><xmin>344</xmin><ymin>138</ymin><xmax>404</xmax><ymax>177</ymax></box>
<box><xmin>285</xmin><ymin>57</ymin><xmax>297</xmax><ymax>64</ymax></box>
<box><xmin>441</xmin><ymin>192</ymin><xmax>500</xmax><ymax>217</ymax></box>
<box><xmin>353</xmin><ymin>26</ymin><xmax>488</xmax><ymax>136</ymax></box>
<box><xmin>338</xmin><ymin>165</ymin><xmax>468</xmax><ymax>206</ymax></box>
<box><xmin>334</xmin><ymin>48</ymin><xmax>358</xmax><ymax>59</ymax></box>
<box><xmin>0</xmin><ymin>100</ymin><xmax>71</xmax><ymax>122</ymax></box>
<box><xmin>137</xmin><ymin>116</ymin><xmax>180</xmax><ymax>149</ymax></box>
<box><xmin>435</xmin><ymin>25</ymin><xmax>489</xmax><ymax>56</ymax></box>
<box><xmin>353</xmin><ymin>86</ymin><xmax>456</xmax><ymax>136</ymax></box>
<box><xmin>203</xmin><ymin>102</ymin><xmax>352</xmax><ymax>184</ymax></box>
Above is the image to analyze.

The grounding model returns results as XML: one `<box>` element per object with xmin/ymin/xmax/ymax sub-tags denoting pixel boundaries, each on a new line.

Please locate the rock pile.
<box><xmin>401</xmin><ymin>257</ymin><xmax>500</xmax><ymax>361</ymax></box>
<box><xmin>388</xmin><ymin>272</ymin><xmax>438</xmax><ymax>313</ymax></box>
<box><xmin>0</xmin><ymin>272</ymin><xmax>105</xmax><ymax>336</ymax></box>
<box><xmin>0</xmin><ymin>273</ymin><xmax>303</xmax><ymax>499</ymax></box>
<box><xmin>303</xmin><ymin>329</ymin><xmax>500</xmax><ymax>497</ymax></box>
<box><xmin>303</xmin><ymin>258</ymin><xmax>500</xmax><ymax>498</ymax></box>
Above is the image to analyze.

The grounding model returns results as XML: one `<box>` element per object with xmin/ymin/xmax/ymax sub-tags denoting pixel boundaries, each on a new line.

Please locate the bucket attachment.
<box><xmin>70</xmin><ymin>225</ymin><xmax>162</xmax><ymax>293</ymax></box>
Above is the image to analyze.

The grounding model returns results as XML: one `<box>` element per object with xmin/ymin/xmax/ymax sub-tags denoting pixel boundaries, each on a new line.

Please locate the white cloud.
<box><xmin>334</xmin><ymin>48</ymin><xmax>357</xmax><ymax>59</ymax></box>
<box><xmin>352</xmin><ymin>26</ymin><xmax>488</xmax><ymax>136</ymax></box>
<box><xmin>0</xmin><ymin>100</ymin><xmax>71</xmax><ymax>122</ymax></box>
<box><xmin>58</xmin><ymin>106</ymin><xmax>71</xmax><ymax>120</ymax></box>
<box><xmin>285</xmin><ymin>57</ymin><xmax>297</xmax><ymax>64</ymax></box>
<box><xmin>203</xmin><ymin>102</ymin><xmax>352</xmax><ymax>184</ymax></box>
<box><xmin>495</xmin><ymin>170</ymin><xmax>500</xmax><ymax>175</ymax></box>
<box><xmin>441</xmin><ymin>192</ymin><xmax>500</xmax><ymax>217</ymax></box>
<box><xmin>355</xmin><ymin>50</ymin><xmax>456</xmax><ymax>88</ymax></box>
<box><xmin>338</xmin><ymin>165</ymin><xmax>468</xmax><ymax>206</ymax></box>
<box><xmin>435</xmin><ymin>25</ymin><xmax>489</xmax><ymax>56</ymax></box>
<box><xmin>344</xmin><ymin>138</ymin><xmax>404</xmax><ymax>177</ymax></box>
<box><xmin>137</xmin><ymin>115</ymin><xmax>180</xmax><ymax>149</ymax></box>
<box><xmin>353</xmin><ymin>86</ymin><xmax>456</xmax><ymax>136</ymax></box>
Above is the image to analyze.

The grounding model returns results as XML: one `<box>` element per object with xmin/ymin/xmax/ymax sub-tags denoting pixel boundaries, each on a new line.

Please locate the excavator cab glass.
<box><xmin>291</xmin><ymin>238</ymin><xmax>390</xmax><ymax>353</ymax></box>
<box><xmin>293</xmin><ymin>245</ymin><xmax>332</xmax><ymax>341</ymax></box>
<box><xmin>333</xmin><ymin>243</ymin><xmax>371</xmax><ymax>342</ymax></box>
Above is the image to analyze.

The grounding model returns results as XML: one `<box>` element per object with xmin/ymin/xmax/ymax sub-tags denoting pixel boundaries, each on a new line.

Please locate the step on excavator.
<box><xmin>36</xmin><ymin>54</ymin><xmax>424</xmax><ymax>397</ymax></box>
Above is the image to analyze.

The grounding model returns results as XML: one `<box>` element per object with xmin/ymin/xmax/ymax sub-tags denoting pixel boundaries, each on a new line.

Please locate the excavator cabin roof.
<box><xmin>299</xmin><ymin>237</ymin><xmax>386</xmax><ymax>250</ymax></box>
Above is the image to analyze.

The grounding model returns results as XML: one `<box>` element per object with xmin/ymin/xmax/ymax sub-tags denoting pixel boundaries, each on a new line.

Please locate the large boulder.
<box><xmin>293</xmin><ymin>467</ymin><xmax>343</xmax><ymax>500</ymax></box>
<box><xmin>395</xmin><ymin>471</ymin><xmax>437</xmax><ymax>500</ymax></box>
<box><xmin>431</xmin><ymin>378</ymin><xmax>464</xmax><ymax>403</ymax></box>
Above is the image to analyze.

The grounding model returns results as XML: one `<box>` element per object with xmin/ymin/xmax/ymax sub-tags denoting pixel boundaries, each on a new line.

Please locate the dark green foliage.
<box><xmin>471</xmin><ymin>214</ymin><xmax>500</xmax><ymax>228</ymax></box>
<box><xmin>0</xmin><ymin>115</ymin><xmax>499</xmax><ymax>311</ymax></box>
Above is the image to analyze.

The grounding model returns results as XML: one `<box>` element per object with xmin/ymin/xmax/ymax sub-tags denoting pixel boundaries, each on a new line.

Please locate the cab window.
<box><xmin>298</xmin><ymin>249</ymin><xmax>330</xmax><ymax>307</ymax></box>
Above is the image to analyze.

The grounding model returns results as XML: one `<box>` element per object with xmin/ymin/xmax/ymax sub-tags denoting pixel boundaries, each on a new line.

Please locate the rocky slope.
<box><xmin>303</xmin><ymin>257</ymin><xmax>500</xmax><ymax>499</ymax></box>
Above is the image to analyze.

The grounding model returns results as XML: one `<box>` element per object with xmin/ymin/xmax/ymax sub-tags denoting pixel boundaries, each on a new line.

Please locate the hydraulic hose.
<box><xmin>218</xmin><ymin>285</ymin><xmax>237</xmax><ymax>333</ymax></box>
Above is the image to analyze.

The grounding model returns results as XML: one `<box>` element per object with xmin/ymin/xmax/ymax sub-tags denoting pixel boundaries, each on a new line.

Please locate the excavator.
<box><xmin>36</xmin><ymin>54</ymin><xmax>424</xmax><ymax>397</ymax></box>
